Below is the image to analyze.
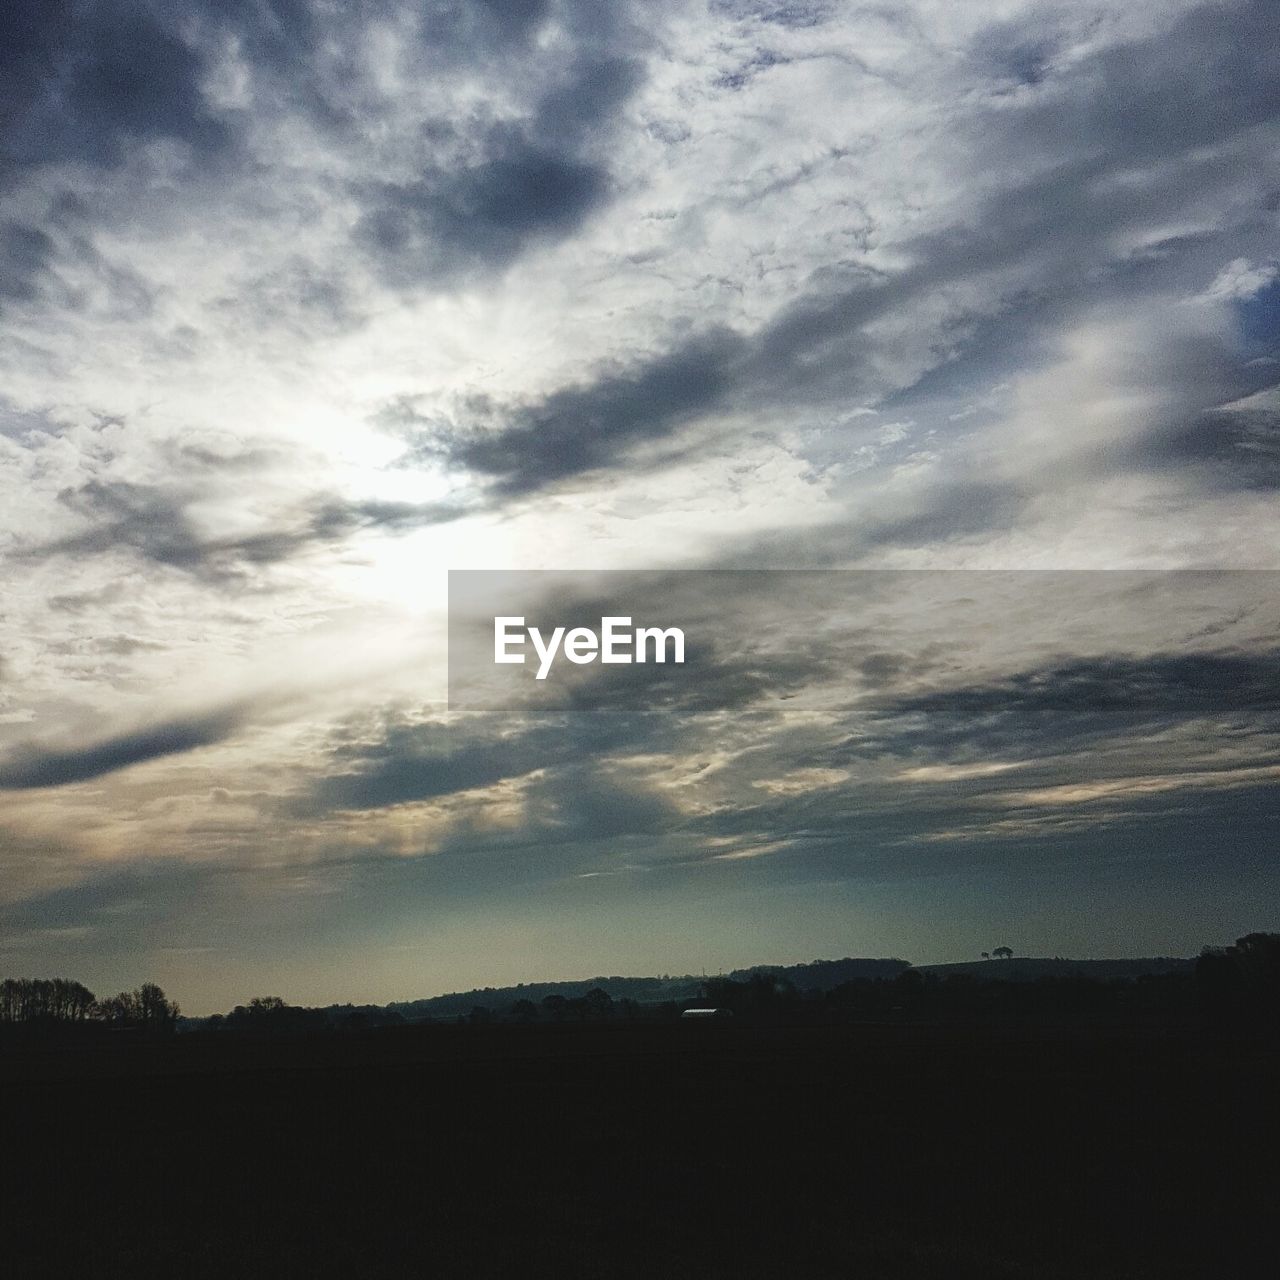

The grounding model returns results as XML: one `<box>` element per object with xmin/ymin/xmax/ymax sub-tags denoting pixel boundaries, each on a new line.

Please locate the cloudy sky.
<box><xmin>2</xmin><ymin>0</ymin><xmax>1278</xmax><ymax>1012</ymax></box>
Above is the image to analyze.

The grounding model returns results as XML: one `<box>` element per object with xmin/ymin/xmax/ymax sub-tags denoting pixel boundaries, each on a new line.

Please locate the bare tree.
<box><xmin>138</xmin><ymin>982</ymin><xmax>180</xmax><ymax>1029</ymax></box>
<box><xmin>247</xmin><ymin>996</ymin><xmax>286</xmax><ymax>1017</ymax></box>
<box><xmin>0</xmin><ymin>978</ymin><xmax>98</xmax><ymax>1024</ymax></box>
<box><xmin>97</xmin><ymin>983</ymin><xmax>179</xmax><ymax>1030</ymax></box>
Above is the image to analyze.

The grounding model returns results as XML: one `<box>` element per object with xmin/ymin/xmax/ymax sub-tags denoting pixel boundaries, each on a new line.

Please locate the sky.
<box><xmin>1</xmin><ymin>0</ymin><xmax>1278</xmax><ymax>1013</ymax></box>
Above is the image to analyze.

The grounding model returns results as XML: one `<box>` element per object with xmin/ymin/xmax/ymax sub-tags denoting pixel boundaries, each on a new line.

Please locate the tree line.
<box><xmin>471</xmin><ymin>934</ymin><xmax>1280</xmax><ymax>1030</ymax></box>
<box><xmin>0</xmin><ymin>978</ymin><xmax>179</xmax><ymax>1031</ymax></box>
<box><xmin>4</xmin><ymin>933</ymin><xmax>1276</xmax><ymax>1038</ymax></box>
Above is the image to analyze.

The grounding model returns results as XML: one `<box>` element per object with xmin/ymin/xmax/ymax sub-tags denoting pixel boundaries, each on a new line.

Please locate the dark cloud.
<box><xmin>423</xmin><ymin>330</ymin><xmax>744</xmax><ymax>494</ymax></box>
<box><xmin>355</xmin><ymin>43</ymin><xmax>646</xmax><ymax>284</ymax></box>
<box><xmin>396</xmin><ymin>0</ymin><xmax>1280</xmax><ymax>510</ymax></box>
<box><xmin>301</xmin><ymin>709</ymin><xmax>652</xmax><ymax>813</ymax></box>
<box><xmin>536</xmin><ymin>54</ymin><xmax>645</xmax><ymax>141</ymax></box>
<box><xmin>208</xmin><ymin>0</ymin><xmax>613</xmax><ymax>133</ymax></box>
<box><xmin>320</xmin><ymin>613</ymin><xmax>1280</xmax><ymax>826</ymax></box>
<box><xmin>357</xmin><ymin>134</ymin><xmax>611</xmax><ymax>284</ymax></box>
<box><xmin>404</xmin><ymin>260</ymin><xmax>953</xmax><ymax>502</ymax></box>
<box><xmin>0</xmin><ymin>0</ymin><xmax>230</xmax><ymax>182</ymax></box>
<box><xmin>986</xmin><ymin>0</ymin><xmax>1280</xmax><ymax>170</ymax></box>
<box><xmin>970</xmin><ymin>22</ymin><xmax>1062</xmax><ymax>91</ymax></box>
<box><xmin>846</xmin><ymin>650</ymin><xmax>1280</xmax><ymax>764</ymax></box>
<box><xmin>1143</xmin><ymin>406</ymin><xmax>1280</xmax><ymax>492</ymax></box>
<box><xmin>377</xmin><ymin>571</ymin><xmax>1280</xmax><ymax>850</ymax></box>
<box><xmin>386</xmin><ymin>200</ymin><xmax>1026</xmax><ymax>501</ymax></box>
<box><xmin>26</xmin><ymin>478</ymin><xmax>462</xmax><ymax>582</ymax></box>
<box><xmin>524</xmin><ymin>763</ymin><xmax>677</xmax><ymax>840</ymax></box>
<box><xmin>211</xmin><ymin>0</ymin><xmax>359</xmax><ymax>125</ymax></box>
<box><xmin>711</xmin><ymin>1</ymin><xmax>835</xmax><ymax>29</ymax></box>
<box><xmin>0</xmin><ymin>221</ymin><xmax>54</xmax><ymax>303</ymax></box>
<box><xmin>3</xmin><ymin>1</ymin><xmax>651</xmax><ymax>303</ymax></box>
<box><xmin>299</xmin><ymin>627</ymin><xmax>826</xmax><ymax>815</ymax></box>
<box><xmin>664</xmin><ymin>770</ymin><xmax>1280</xmax><ymax>895</ymax></box>
<box><xmin>290</xmin><ymin>630</ymin><xmax>1280</xmax><ymax>904</ymax></box>
<box><xmin>0</xmin><ymin>705</ymin><xmax>248</xmax><ymax>790</ymax></box>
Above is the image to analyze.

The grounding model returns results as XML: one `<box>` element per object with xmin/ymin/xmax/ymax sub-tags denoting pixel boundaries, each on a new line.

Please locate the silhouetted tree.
<box><xmin>138</xmin><ymin>982</ymin><xmax>180</xmax><ymax>1029</ymax></box>
<box><xmin>0</xmin><ymin>978</ymin><xmax>97</xmax><ymax>1024</ymax></box>
<box><xmin>96</xmin><ymin>991</ymin><xmax>139</xmax><ymax>1026</ymax></box>
<box><xmin>1197</xmin><ymin>932</ymin><xmax>1280</xmax><ymax>1030</ymax></box>
<box><xmin>700</xmin><ymin>972</ymin><xmax>799</xmax><ymax>1020</ymax></box>
<box><xmin>97</xmin><ymin>983</ymin><xmax>178</xmax><ymax>1031</ymax></box>
<box><xmin>582</xmin><ymin>987</ymin><xmax>613</xmax><ymax>1020</ymax></box>
<box><xmin>225</xmin><ymin>995</ymin><xmax>327</xmax><ymax>1032</ymax></box>
<box><xmin>1234</xmin><ymin>932</ymin><xmax>1280</xmax><ymax>988</ymax></box>
<box><xmin>992</xmin><ymin>946</ymin><xmax>1014</xmax><ymax>960</ymax></box>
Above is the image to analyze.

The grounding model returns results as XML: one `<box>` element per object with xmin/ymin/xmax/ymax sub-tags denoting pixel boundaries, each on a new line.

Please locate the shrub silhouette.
<box><xmin>1197</xmin><ymin>932</ymin><xmax>1280</xmax><ymax>1031</ymax></box>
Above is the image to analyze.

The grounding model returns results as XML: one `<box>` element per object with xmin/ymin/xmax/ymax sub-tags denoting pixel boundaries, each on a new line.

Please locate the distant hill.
<box><xmin>386</xmin><ymin>974</ymin><xmax>702</xmax><ymax>1021</ymax></box>
<box><xmin>918</xmin><ymin>958</ymin><xmax>1195</xmax><ymax>982</ymax></box>
<box><xmin>201</xmin><ymin>955</ymin><xmax>1198</xmax><ymax>1026</ymax></box>
<box><xmin>382</xmin><ymin>957</ymin><xmax>911</xmax><ymax>1021</ymax></box>
<box><xmin>729</xmin><ymin>957</ymin><xmax>910</xmax><ymax>990</ymax></box>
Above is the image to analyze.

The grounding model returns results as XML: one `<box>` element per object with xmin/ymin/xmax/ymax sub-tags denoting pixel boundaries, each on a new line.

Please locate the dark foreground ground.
<box><xmin>3</xmin><ymin>1021</ymin><xmax>1275</xmax><ymax>1278</ymax></box>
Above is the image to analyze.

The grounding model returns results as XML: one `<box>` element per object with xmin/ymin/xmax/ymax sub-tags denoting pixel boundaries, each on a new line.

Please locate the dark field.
<box><xmin>3</xmin><ymin>1023</ymin><xmax>1275</xmax><ymax>1278</ymax></box>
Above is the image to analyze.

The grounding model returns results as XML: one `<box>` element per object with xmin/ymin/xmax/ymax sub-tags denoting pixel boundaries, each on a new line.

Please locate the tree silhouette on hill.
<box><xmin>98</xmin><ymin>983</ymin><xmax>180</xmax><ymax>1030</ymax></box>
<box><xmin>1197</xmin><ymin>932</ymin><xmax>1280</xmax><ymax>1029</ymax></box>
<box><xmin>1</xmin><ymin>978</ymin><xmax>178</xmax><ymax>1031</ymax></box>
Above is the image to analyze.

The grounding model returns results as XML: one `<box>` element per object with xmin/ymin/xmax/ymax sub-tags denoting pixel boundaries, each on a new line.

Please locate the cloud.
<box><xmin>0</xmin><ymin>0</ymin><xmax>230</xmax><ymax>181</ymax></box>
<box><xmin>24</xmin><ymin>478</ymin><xmax>461</xmax><ymax>582</ymax></box>
<box><xmin>391</xmin><ymin>0</ymin><xmax>1279</xmax><ymax>517</ymax></box>
<box><xmin>2</xmin><ymin>0</ymin><xmax>654</xmax><ymax>315</ymax></box>
<box><xmin>355</xmin><ymin>44</ymin><xmax>646</xmax><ymax>284</ymax></box>
<box><xmin>984</xmin><ymin>0</ymin><xmax>1280</xmax><ymax>169</ymax></box>
<box><xmin>0</xmin><ymin>705</ymin><xmax>249</xmax><ymax>789</ymax></box>
<box><xmin>301</xmin><ymin>706</ymin><xmax>657</xmax><ymax>814</ymax></box>
<box><xmin>849</xmin><ymin>650</ymin><xmax>1280</xmax><ymax>764</ymax></box>
<box><xmin>357</xmin><ymin>133</ymin><xmax>612</xmax><ymax>285</ymax></box>
<box><xmin>1149</xmin><ymin>402</ymin><xmax>1280</xmax><ymax>493</ymax></box>
<box><xmin>0</xmin><ymin>221</ymin><xmax>54</xmax><ymax>303</ymax></box>
<box><xmin>422</xmin><ymin>330</ymin><xmax>744</xmax><ymax>494</ymax></box>
<box><xmin>713</xmin><ymin>1</ymin><xmax>835</xmax><ymax>30</ymax></box>
<box><xmin>299</xmin><ymin>607</ymin><xmax>839</xmax><ymax>817</ymax></box>
<box><xmin>312</xmin><ymin>568</ymin><xmax>1280</xmax><ymax>890</ymax></box>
